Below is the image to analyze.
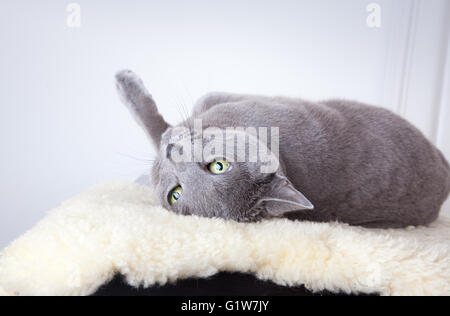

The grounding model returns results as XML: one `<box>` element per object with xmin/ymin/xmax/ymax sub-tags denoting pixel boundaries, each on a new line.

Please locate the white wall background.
<box><xmin>0</xmin><ymin>0</ymin><xmax>449</xmax><ymax>249</ymax></box>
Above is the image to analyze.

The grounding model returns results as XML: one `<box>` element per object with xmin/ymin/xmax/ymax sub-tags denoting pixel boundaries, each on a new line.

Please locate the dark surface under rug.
<box><xmin>92</xmin><ymin>272</ymin><xmax>379</xmax><ymax>296</ymax></box>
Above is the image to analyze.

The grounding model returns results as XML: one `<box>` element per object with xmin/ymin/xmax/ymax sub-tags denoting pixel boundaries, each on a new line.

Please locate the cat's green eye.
<box><xmin>169</xmin><ymin>186</ymin><xmax>183</xmax><ymax>205</ymax></box>
<box><xmin>208</xmin><ymin>158</ymin><xmax>231</xmax><ymax>175</ymax></box>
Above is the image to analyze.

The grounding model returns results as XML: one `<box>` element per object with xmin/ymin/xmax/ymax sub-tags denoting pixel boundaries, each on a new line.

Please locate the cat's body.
<box><xmin>116</xmin><ymin>70</ymin><xmax>450</xmax><ymax>228</ymax></box>
<box><xmin>191</xmin><ymin>93</ymin><xmax>450</xmax><ymax>227</ymax></box>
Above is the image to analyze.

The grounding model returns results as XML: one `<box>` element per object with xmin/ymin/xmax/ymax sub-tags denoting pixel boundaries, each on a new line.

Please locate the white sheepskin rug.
<box><xmin>0</xmin><ymin>181</ymin><xmax>449</xmax><ymax>296</ymax></box>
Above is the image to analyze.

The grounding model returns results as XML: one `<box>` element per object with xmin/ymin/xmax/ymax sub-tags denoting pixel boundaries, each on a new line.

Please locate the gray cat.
<box><xmin>116</xmin><ymin>70</ymin><xmax>450</xmax><ymax>228</ymax></box>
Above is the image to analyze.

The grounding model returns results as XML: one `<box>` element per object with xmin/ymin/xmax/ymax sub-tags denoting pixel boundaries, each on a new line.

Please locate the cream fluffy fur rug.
<box><xmin>0</xmin><ymin>182</ymin><xmax>449</xmax><ymax>296</ymax></box>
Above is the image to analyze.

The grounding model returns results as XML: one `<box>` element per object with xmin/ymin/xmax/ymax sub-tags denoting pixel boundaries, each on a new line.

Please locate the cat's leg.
<box><xmin>116</xmin><ymin>70</ymin><xmax>171</xmax><ymax>149</ymax></box>
<box><xmin>193</xmin><ymin>92</ymin><xmax>251</xmax><ymax>116</ymax></box>
<box><xmin>352</xmin><ymin>206</ymin><xmax>441</xmax><ymax>228</ymax></box>
<box><xmin>358</xmin><ymin>220</ymin><xmax>408</xmax><ymax>229</ymax></box>
<box><xmin>288</xmin><ymin>212</ymin><xmax>409</xmax><ymax>228</ymax></box>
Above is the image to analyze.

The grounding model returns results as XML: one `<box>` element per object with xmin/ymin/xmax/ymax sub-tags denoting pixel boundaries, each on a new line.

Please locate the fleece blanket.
<box><xmin>0</xmin><ymin>182</ymin><xmax>449</xmax><ymax>296</ymax></box>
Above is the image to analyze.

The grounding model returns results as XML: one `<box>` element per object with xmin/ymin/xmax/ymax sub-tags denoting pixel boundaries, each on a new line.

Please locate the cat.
<box><xmin>115</xmin><ymin>70</ymin><xmax>450</xmax><ymax>228</ymax></box>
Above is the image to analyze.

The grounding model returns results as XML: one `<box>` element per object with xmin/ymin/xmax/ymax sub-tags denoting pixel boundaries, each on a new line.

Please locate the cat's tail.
<box><xmin>115</xmin><ymin>70</ymin><xmax>171</xmax><ymax>149</ymax></box>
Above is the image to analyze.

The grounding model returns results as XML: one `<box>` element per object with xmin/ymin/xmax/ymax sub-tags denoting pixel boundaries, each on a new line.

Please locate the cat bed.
<box><xmin>0</xmin><ymin>182</ymin><xmax>449</xmax><ymax>296</ymax></box>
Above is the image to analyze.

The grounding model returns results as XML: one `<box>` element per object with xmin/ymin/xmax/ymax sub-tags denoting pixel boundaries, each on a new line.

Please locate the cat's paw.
<box><xmin>115</xmin><ymin>70</ymin><xmax>154</xmax><ymax>111</ymax></box>
<box><xmin>115</xmin><ymin>69</ymin><xmax>146</xmax><ymax>93</ymax></box>
<box><xmin>116</xmin><ymin>69</ymin><xmax>144</xmax><ymax>88</ymax></box>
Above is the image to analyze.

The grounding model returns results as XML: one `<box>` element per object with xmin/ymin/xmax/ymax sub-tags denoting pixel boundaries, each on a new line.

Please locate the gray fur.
<box><xmin>116</xmin><ymin>70</ymin><xmax>450</xmax><ymax>228</ymax></box>
<box><xmin>115</xmin><ymin>70</ymin><xmax>171</xmax><ymax>148</ymax></box>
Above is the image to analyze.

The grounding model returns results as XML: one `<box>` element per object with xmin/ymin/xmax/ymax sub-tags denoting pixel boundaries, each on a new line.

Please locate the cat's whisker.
<box><xmin>179</xmin><ymin>91</ymin><xmax>193</xmax><ymax>122</ymax></box>
<box><xmin>174</xmin><ymin>97</ymin><xmax>193</xmax><ymax>131</ymax></box>
<box><xmin>116</xmin><ymin>152</ymin><xmax>157</xmax><ymax>166</ymax></box>
<box><xmin>166</xmin><ymin>94</ymin><xmax>185</xmax><ymax>123</ymax></box>
<box><xmin>177</xmin><ymin>95</ymin><xmax>191</xmax><ymax>125</ymax></box>
<box><xmin>177</xmin><ymin>102</ymin><xmax>189</xmax><ymax>123</ymax></box>
<box><xmin>179</xmin><ymin>78</ymin><xmax>195</xmax><ymax>109</ymax></box>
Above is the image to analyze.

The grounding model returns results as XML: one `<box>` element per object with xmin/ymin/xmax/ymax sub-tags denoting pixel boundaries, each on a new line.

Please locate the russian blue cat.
<box><xmin>116</xmin><ymin>70</ymin><xmax>450</xmax><ymax>228</ymax></box>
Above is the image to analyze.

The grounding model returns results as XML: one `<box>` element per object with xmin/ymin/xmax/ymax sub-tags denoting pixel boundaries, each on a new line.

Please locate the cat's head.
<box><xmin>116</xmin><ymin>70</ymin><xmax>313</xmax><ymax>222</ymax></box>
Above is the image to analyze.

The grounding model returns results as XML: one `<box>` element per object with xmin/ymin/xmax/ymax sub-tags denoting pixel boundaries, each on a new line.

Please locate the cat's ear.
<box><xmin>115</xmin><ymin>70</ymin><xmax>171</xmax><ymax>149</ymax></box>
<box><xmin>259</xmin><ymin>173</ymin><xmax>314</xmax><ymax>217</ymax></box>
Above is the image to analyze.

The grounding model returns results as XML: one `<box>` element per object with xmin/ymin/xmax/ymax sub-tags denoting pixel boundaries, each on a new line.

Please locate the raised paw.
<box><xmin>115</xmin><ymin>69</ymin><xmax>153</xmax><ymax>111</ymax></box>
